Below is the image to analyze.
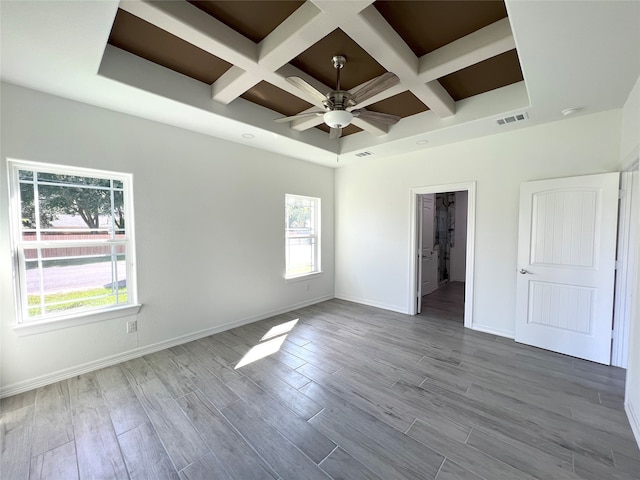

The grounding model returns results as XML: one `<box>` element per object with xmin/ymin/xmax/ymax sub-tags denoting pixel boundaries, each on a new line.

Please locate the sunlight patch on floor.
<box><xmin>261</xmin><ymin>318</ymin><xmax>298</xmax><ymax>341</ymax></box>
<box><xmin>235</xmin><ymin>319</ymin><xmax>299</xmax><ymax>369</ymax></box>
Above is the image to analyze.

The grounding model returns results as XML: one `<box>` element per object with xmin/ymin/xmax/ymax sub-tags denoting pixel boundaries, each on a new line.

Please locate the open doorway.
<box><xmin>418</xmin><ymin>191</ymin><xmax>468</xmax><ymax>322</ymax></box>
<box><xmin>408</xmin><ymin>182</ymin><xmax>476</xmax><ymax>329</ymax></box>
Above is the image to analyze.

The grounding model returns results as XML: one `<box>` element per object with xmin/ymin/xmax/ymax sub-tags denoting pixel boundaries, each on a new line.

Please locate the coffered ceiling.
<box><xmin>105</xmin><ymin>0</ymin><xmax>522</xmax><ymax>139</ymax></box>
<box><xmin>1</xmin><ymin>1</ymin><xmax>639</xmax><ymax>166</ymax></box>
<box><xmin>109</xmin><ymin>0</ymin><xmax>523</xmax><ymax>140</ymax></box>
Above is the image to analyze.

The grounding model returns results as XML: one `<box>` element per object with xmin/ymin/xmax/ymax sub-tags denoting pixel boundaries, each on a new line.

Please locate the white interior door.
<box><xmin>422</xmin><ymin>195</ymin><xmax>438</xmax><ymax>296</ymax></box>
<box><xmin>515</xmin><ymin>172</ymin><xmax>619</xmax><ymax>365</ymax></box>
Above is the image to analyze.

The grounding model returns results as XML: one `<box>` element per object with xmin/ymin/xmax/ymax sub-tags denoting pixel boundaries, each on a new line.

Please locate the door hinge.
<box><xmin>615</xmin><ymin>260</ymin><xmax>621</xmax><ymax>270</ymax></box>
<box><xmin>612</xmin><ymin>329</ymin><xmax>615</xmax><ymax>339</ymax></box>
<box><xmin>619</xmin><ymin>189</ymin><xmax>625</xmax><ymax>199</ymax></box>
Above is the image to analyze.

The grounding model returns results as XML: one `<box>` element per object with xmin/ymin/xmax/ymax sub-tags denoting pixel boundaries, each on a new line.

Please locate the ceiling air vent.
<box><xmin>355</xmin><ymin>151</ymin><xmax>374</xmax><ymax>158</ymax></box>
<box><xmin>496</xmin><ymin>112</ymin><xmax>529</xmax><ymax>125</ymax></box>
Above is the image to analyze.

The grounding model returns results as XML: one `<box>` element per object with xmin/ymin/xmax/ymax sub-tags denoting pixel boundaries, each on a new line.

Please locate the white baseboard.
<box><xmin>0</xmin><ymin>294</ymin><xmax>333</xmax><ymax>398</ymax></box>
<box><xmin>626</xmin><ymin>400</ymin><xmax>640</xmax><ymax>449</ymax></box>
<box><xmin>334</xmin><ymin>294</ymin><xmax>409</xmax><ymax>314</ymax></box>
<box><xmin>471</xmin><ymin>323</ymin><xmax>515</xmax><ymax>339</ymax></box>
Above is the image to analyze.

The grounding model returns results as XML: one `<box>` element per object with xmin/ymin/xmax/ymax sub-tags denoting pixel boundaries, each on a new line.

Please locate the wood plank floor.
<box><xmin>421</xmin><ymin>281</ymin><xmax>465</xmax><ymax>323</ymax></box>
<box><xmin>2</xmin><ymin>298</ymin><xmax>639</xmax><ymax>479</ymax></box>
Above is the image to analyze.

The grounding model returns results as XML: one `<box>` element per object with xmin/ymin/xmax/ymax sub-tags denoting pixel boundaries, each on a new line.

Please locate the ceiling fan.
<box><xmin>275</xmin><ymin>55</ymin><xmax>401</xmax><ymax>139</ymax></box>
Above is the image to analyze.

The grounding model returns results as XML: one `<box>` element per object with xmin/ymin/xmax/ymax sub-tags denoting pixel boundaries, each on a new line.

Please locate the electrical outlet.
<box><xmin>127</xmin><ymin>320</ymin><xmax>137</xmax><ymax>333</ymax></box>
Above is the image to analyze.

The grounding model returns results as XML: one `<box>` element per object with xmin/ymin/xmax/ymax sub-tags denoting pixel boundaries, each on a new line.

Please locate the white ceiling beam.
<box><xmin>418</xmin><ymin>18</ymin><xmax>516</xmax><ymax>82</ymax></box>
<box><xmin>339</xmin><ymin>5</ymin><xmax>417</xmax><ymax>74</ymax></box>
<box><xmin>211</xmin><ymin>66</ymin><xmax>260</xmax><ymax>104</ymax></box>
<box><xmin>422</xmin><ymin>80</ymin><xmax>456</xmax><ymax>117</ymax></box>
<box><xmin>213</xmin><ymin>2</ymin><xmax>334</xmax><ymax>104</ymax></box>
<box><xmin>339</xmin><ymin>4</ymin><xmax>456</xmax><ymax>118</ymax></box>
<box><xmin>311</xmin><ymin>0</ymin><xmax>374</xmax><ymax>17</ymax></box>
<box><xmin>118</xmin><ymin>0</ymin><xmax>257</xmax><ymax>67</ymax></box>
<box><xmin>258</xmin><ymin>2</ymin><xmax>326</xmax><ymax>70</ymax></box>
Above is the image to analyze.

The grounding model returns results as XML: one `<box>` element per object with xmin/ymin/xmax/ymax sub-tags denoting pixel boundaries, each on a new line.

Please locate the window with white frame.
<box><xmin>285</xmin><ymin>194</ymin><xmax>320</xmax><ymax>278</ymax></box>
<box><xmin>8</xmin><ymin>160</ymin><xmax>138</xmax><ymax>326</ymax></box>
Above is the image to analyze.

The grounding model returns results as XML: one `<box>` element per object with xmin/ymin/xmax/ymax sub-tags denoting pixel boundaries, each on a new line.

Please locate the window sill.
<box><xmin>12</xmin><ymin>304</ymin><xmax>142</xmax><ymax>336</ymax></box>
<box><xmin>285</xmin><ymin>271</ymin><xmax>323</xmax><ymax>283</ymax></box>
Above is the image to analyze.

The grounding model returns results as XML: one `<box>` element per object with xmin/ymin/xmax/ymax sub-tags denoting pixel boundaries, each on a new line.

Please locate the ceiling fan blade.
<box><xmin>274</xmin><ymin>111</ymin><xmax>324</xmax><ymax>123</ymax></box>
<box><xmin>286</xmin><ymin>76</ymin><xmax>331</xmax><ymax>106</ymax></box>
<box><xmin>329</xmin><ymin>127</ymin><xmax>342</xmax><ymax>139</ymax></box>
<box><xmin>353</xmin><ymin>109</ymin><xmax>401</xmax><ymax>125</ymax></box>
<box><xmin>349</xmin><ymin>72</ymin><xmax>399</xmax><ymax>106</ymax></box>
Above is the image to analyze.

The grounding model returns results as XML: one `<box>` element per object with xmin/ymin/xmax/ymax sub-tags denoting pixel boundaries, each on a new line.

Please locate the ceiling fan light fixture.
<box><xmin>324</xmin><ymin>110</ymin><xmax>353</xmax><ymax>128</ymax></box>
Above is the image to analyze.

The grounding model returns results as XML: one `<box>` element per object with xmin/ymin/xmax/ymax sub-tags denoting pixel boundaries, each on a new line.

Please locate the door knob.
<box><xmin>519</xmin><ymin>269</ymin><xmax>530</xmax><ymax>274</ymax></box>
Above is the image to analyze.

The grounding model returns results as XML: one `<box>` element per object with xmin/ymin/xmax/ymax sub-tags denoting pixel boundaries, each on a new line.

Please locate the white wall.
<box><xmin>621</xmin><ymin>76</ymin><xmax>640</xmax><ymax>164</ymax></box>
<box><xmin>0</xmin><ymin>83</ymin><xmax>335</xmax><ymax>394</ymax></box>
<box><xmin>449</xmin><ymin>190</ymin><xmax>468</xmax><ymax>283</ymax></box>
<box><xmin>621</xmin><ymin>75</ymin><xmax>640</xmax><ymax>446</ymax></box>
<box><xmin>335</xmin><ymin>109</ymin><xmax>621</xmax><ymax>336</ymax></box>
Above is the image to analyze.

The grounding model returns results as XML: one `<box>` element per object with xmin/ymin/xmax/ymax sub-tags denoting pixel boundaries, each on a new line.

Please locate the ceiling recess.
<box><xmin>105</xmin><ymin>0</ymin><xmax>524</xmax><ymax>140</ymax></box>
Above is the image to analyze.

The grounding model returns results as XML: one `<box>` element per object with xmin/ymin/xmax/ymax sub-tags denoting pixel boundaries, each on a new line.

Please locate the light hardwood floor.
<box><xmin>1</xmin><ymin>298</ymin><xmax>639</xmax><ymax>479</ymax></box>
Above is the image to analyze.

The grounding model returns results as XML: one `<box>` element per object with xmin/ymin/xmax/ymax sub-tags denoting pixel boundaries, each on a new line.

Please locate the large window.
<box><xmin>285</xmin><ymin>194</ymin><xmax>320</xmax><ymax>278</ymax></box>
<box><xmin>8</xmin><ymin>160</ymin><xmax>138</xmax><ymax>329</ymax></box>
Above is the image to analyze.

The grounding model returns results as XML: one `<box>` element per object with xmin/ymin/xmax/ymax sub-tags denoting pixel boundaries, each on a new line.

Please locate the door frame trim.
<box><xmin>408</xmin><ymin>181</ymin><xmax>476</xmax><ymax>330</ymax></box>
<box><xmin>612</xmin><ymin>156</ymin><xmax>639</xmax><ymax>367</ymax></box>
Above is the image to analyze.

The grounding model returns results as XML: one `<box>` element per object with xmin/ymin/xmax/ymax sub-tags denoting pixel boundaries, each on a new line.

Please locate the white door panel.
<box><xmin>422</xmin><ymin>248</ymin><xmax>438</xmax><ymax>295</ymax></box>
<box><xmin>515</xmin><ymin>172</ymin><xmax>619</xmax><ymax>364</ymax></box>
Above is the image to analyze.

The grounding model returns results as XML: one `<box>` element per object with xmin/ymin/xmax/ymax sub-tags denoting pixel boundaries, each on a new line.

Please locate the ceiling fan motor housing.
<box><xmin>323</xmin><ymin>90</ymin><xmax>353</xmax><ymax>127</ymax></box>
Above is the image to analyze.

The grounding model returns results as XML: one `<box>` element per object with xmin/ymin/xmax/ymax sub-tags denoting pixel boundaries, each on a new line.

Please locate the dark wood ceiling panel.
<box><xmin>439</xmin><ymin>49</ymin><xmax>523</xmax><ymax>101</ymax></box>
<box><xmin>291</xmin><ymin>29</ymin><xmax>387</xmax><ymax>91</ymax></box>
<box><xmin>374</xmin><ymin>1</ymin><xmax>508</xmax><ymax>57</ymax></box>
<box><xmin>241</xmin><ymin>81</ymin><xmax>314</xmax><ymax>117</ymax></box>
<box><xmin>108</xmin><ymin>9</ymin><xmax>232</xmax><ymax>84</ymax></box>
<box><xmin>187</xmin><ymin>1</ymin><xmax>305</xmax><ymax>43</ymax></box>
<box><xmin>366</xmin><ymin>91</ymin><xmax>429</xmax><ymax>118</ymax></box>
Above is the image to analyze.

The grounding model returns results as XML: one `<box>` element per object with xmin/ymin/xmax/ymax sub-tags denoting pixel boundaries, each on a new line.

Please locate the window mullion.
<box><xmin>37</xmin><ymin>245</ymin><xmax>46</xmax><ymax>317</ymax></box>
<box><xmin>108</xmin><ymin>179</ymin><xmax>121</xmax><ymax>305</ymax></box>
<box><xmin>33</xmin><ymin>172</ymin><xmax>41</xmax><ymax>242</ymax></box>
<box><xmin>109</xmin><ymin>179</ymin><xmax>115</xmax><ymax>241</ymax></box>
<box><xmin>111</xmin><ymin>243</ymin><xmax>118</xmax><ymax>304</ymax></box>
